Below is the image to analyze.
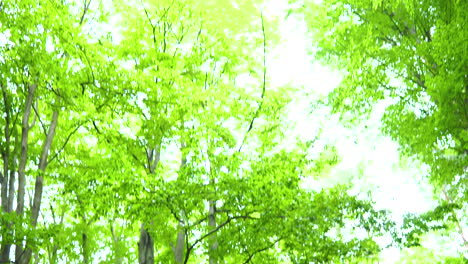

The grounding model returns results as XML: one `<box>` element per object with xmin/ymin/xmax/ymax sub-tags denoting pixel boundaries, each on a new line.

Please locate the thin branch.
<box><xmin>92</xmin><ymin>120</ymin><xmax>101</xmax><ymax>134</ymax></box>
<box><xmin>79</xmin><ymin>0</ymin><xmax>92</xmax><ymax>25</ymax></box>
<box><xmin>238</xmin><ymin>11</ymin><xmax>267</xmax><ymax>152</ymax></box>
<box><xmin>32</xmin><ymin>100</ymin><xmax>47</xmax><ymax>136</ymax></box>
<box><xmin>47</xmin><ymin>121</ymin><xmax>85</xmax><ymax>164</ymax></box>
<box><xmin>141</xmin><ymin>0</ymin><xmax>176</xmax><ymax>51</ymax></box>
<box><xmin>158</xmin><ymin>0</ymin><xmax>176</xmax><ymax>25</ymax></box>
<box><xmin>442</xmin><ymin>187</ymin><xmax>468</xmax><ymax>249</ymax></box>
<box><xmin>76</xmin><ymin>45</ymin><xmax>96</xmax><ymax>87</ymax></box>
<box><xmin>242</xmin><ymin>237</ymin><xmax>282</xmax><ymax>264</ymax></box>
<box><xmin>186</xmin><ymin>215</ymin><xmax>208</xmax><ymax>230</ymax></box>
<box><xmin>183</xmin><ymin>215</ymin><xmax>256</xmax><ymax>264</ymax></box>
<box><xmin>195</xmin><ymin>22</ymin><xmax>203</xmax><ymax>43</ymax></box>
<box><xmin>142</xmin><ymin>4</ymin><xmax>157</xmax><ymax>48</ymax></box>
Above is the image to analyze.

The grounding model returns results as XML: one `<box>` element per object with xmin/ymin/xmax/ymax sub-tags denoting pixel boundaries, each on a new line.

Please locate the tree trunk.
<box><xmin>31</xmin><ymin>110</ymin><xmax>58</xmax><ymax>225</ymax></box>
<box><xmin>138</xmin><ymin>145</ymin><xmax>160</xmax><ymax>264</ymax></box>
<box><xmin>18</xmin><ymin>110</ymin><xmax>59</xmax><ymax>264</ymax></box>
<box><xmin>15</xmin><ymin>84</ymin><xmax>36</xmax><ymax>262</ymax></box>
<box><xmin>110</xmin><ymin>223</ymin><xmax>124</xmax><ymax>264</ymax></box>
<box><xmin>8</xmin><ymin>144</ymin><xmax>17</xmax><ymax>213</ymax></box>
<box><xmin>1</xmin><ymin>85</ymin><xmax>10</xmax><ymax>212</ymax></box>
<box><xmin>208</xmin><ymin>201</ymin><xmax>218</xmax><ymax>264</ymax></box>
<box><xmin>0</xmin><ymin>85</ymin><xmax>12</xmax><ymax>264</ymax></box>
<box><xmin>174</xmin><ymin>222</ymin><xmax>185</xmax><ymax>264</ymax></box>
<box><xmin>138</xmin><ymin>223</ymin><xmax>154</xmax><ymax>264</ymax></box>
<box><xmin>15</xmin><ymin>84</ymin><xmax>36</xmax><ymax>215</ymax></box>
<box><xmin>82</xmin><ymin>233</ymin><xmax>89</xmax><ymax>264</ymax></box>
<box><xmin>174</xmin><ymin>142</ymin><xmax>186</xmax><ymax>264</ymax></box>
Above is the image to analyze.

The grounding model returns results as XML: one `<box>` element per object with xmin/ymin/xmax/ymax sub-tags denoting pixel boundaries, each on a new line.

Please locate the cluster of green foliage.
<box><xmin>0</xmin><ymin>0</ymin><xmax>414</xmax><ymax>263</ymax></box>
<box><xmin>298</xmin><ymin>0</ymin><xmax>467</xmax><ymax>261</ymax></box>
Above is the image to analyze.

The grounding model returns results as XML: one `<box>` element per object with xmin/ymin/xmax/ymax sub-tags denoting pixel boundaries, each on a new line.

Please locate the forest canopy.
<box><xmin>0</xmin><ymin>0</ymin><xmax>466</xmax><ymax>263</ymax></box>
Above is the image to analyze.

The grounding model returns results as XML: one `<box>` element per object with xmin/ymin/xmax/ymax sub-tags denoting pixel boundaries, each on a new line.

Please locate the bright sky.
<box><xmin>266</xmin><ymin>0</ymin><xmax>435</xmax><ymax>211</ymax></box>
<box><xmin>264</xmin><ymin>1</ymin><xmax>462</xmax><ymax>262</ymax></box>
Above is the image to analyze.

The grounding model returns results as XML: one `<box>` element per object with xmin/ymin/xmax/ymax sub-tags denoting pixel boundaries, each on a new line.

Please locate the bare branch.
<box><xmin>47</xmin><ymin>120</ymin><xmax>85</xmax><ymax>164</ymax></box>
<box><xmin>32</xmin><ymin>100</ymin><xmax>47</xmax><ymax>136</ymax></box>
<box><xmin>239</xmin><ymin>11</ymin><xmax>267</xmax><ymax>152</ymax></box>
<box><xmin>184</xmin><ymin>215</ymin><xmax>256</xmax><ymax>264</ymax></box>
<box><xmin>242</xmin><ymin>237</ymin><xmax>282</xmax><ymax>264</ymax></box>
<box><xmin>79</xmin><ymin>0</ymin><xmax>92</xmax><ymax>25</ymax></box>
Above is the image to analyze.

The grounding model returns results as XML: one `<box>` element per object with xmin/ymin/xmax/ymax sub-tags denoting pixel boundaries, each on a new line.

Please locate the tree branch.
<box><xmin>183</xmin><ymin>215</ymin><xmax>256</xmax><ymax>264</ymax></box>
<box><xmin>32</xmin><ymin>99</ymin><xmax>47</xmax><ymax>137</ymax></box>
<box><xmin>79</xmin><ymin>0</ymin><xmax>92</xmax><ymax>25</ymax></box>
<box><xmin>442</xmin><ymin>187</ymin><xmax>468</xmax><ymax>249</ymax></box>
<box><xmin>47</xmin><ymin>120</ymin><xmax>85</xmax><ymax>164</ymax></box>
<box><xmin>242</xmin><ymin>237</ymin><xmax>282</xmax><ymax>264</ymax></box>
<box><xmin>239</xmin><ymin>11</ymin><xmax>267</xmax><ymax>152</ymax></box>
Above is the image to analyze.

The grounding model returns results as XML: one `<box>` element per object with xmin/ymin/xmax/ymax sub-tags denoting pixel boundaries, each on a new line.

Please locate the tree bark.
<box><xmin>175</xmin><ymin>142</ymin><xmax>187</xmax><ymax>264</ymax></box>
<box><xmin>138</xmin><ymin>145</ymin><xmax>160</xmax><ymax>264</ymax></box>
<box><xmin>174</xmin><ymin>223</ymin><xmax>185</xmax><ymax>264</ymax></box>
<box><xmin>18</xmin><ymin>110</ymin><xmax>59</xmax><ymax>264</ymax></box>
<box><xmin>31</xmin><ymin>110</ymin><xmax>59</xmax><ymax>225</ymax></box>
<box><xmin>1</xmin><ymin>85</ymin><xmax>11</xmax><ymax>212</ymax></box>
<box><xmin>14</xmin><ymin>84</ymin><xmax>36</xmax><ymax>262</ymax></box>
<box><xmin>82</xmin><ymin>233</ymin><xmax>89</xmax><ymax>264</ymax></box>
<box><xmin>138</xmin><ymin>223</ymin><xmax>155</xmax><ymax>264</ymax></box>
<box><xmin>0</xmin><ymin>85</ymin><xmax>12</xmax><ymax>264</ymax></box>
<box><xmin>15</xmin><ymin>84</ymin><xmax>36</xmax><ymax>216</ymax></box>
<box><xmin>7</xmin><ymin>134</ymin><xmax>18</xmax><ymax>213</ymax></box>
<box><xmin>208</xmin><ymin>201</ymin><xmax>218</xmax><ymax>264</ymax></box>
<box><xmin>110</xmin><ymin>223</ymin><xmax>124</xmax><ymax>264</ymax></box>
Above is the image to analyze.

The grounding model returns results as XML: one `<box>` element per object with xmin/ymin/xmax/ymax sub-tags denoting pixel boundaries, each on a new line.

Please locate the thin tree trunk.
<box><xmin>138</xmin><ymin>223</ymin><xmax>154</xmax><ymax>264</ymax></box>
<box><xmin>110</xmin><ymin>222</ymin><xmax>123</xmax><ymax>264</ymax></box>
<box><xmin>7</xmin><ymin>133</ymin><xmax>18</xmax><ymax>212</ymax></box>
<box><xmin>208</xmin><ymin>200</ymin><xmax>218</xmax><ymax>264</ymax></box>
<box><xmin>15</xmin><ymin>84</ymin><xmax>36</xmax><ymax>215</ymax></box>
<box><xmin>0</xmin><ymin>164</ymin><xmax>16</xmax><ymax>262</ymax></box>
<box><xmin>0</xmin><ymin>85</ymin><xmax>12</xmax><ymax>264</ymax></box>
<box><xmin>82</xmin><ymin>233</ymin><xmax>89</xmax><ymax>264</ymax></box>
<box><xmin>174</xmin><ymin>223</ymin><xmax>185</xmax><ymax>264</ymax></box>
<box><xmin>138</xmin><ymin>145</ymin><xmax>160</xmax><ymax>264</ymax></box>
<box><xmin>15</xmin><ymin>84</ymin><xmax>36</xmax><ymax>262</ymax></box>
<box><xmin>31</xmin><ymin>110</ymin><xmax>58</xmax><ymax>225</ymax></box>
<box><xmin>1</xmin><ymin>85</ymin><xmax>11</xmax><ymax>211</ymax></box>
<box><xmin>48</xmin><ymin>203</ymin><xmax>64</xmax><ymax>264</ymax></box>
<box><xmin>18</xmin><ymin>110</ymin><xmax>59</xmax><ymax>264</ymax></box>
<box><xmin>174</xmin><ymin>142</ymin><xmax>187</xmax><ymax>264</ymax></box>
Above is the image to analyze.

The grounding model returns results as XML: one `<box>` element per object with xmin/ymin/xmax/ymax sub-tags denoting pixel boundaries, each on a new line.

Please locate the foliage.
<box><xmin>0</xmin><ymin>0</ymin><xmax>428</xmax><ymax>263</ymax></box>
<box><xmin>298</xmin><ymin>0</ymin><xmax>467</xmax><ymax>259</ymax></box>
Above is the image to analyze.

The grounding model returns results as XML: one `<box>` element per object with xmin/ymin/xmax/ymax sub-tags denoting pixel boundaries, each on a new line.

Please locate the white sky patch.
<box><xmin>0</xmin><ymin>29</ymin><xmax>13</xmax><ymax>47</ymax></box>
<box><xmin>266</xmin><ymin>3</ymin><xmax>443</xmax><ymax>262</ymax></box>
<box><xmin>269</xmin><ymin>12</ymin><xmax>342</xmax><ymax>94</ymax></box>
<box><xmin>265</xmin><ymin>5</ymin><xmax>437</xmax><ymax>227</ymax></box>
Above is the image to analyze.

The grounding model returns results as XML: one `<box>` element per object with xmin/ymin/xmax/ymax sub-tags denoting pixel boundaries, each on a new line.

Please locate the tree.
<box><xmin>1</xmin><ymin>0</ymin><xmax>404</xmax><ymax>263</ymax></box>
<box><xmin>0</xmin><ymin>0</ymin><xmax>122</xmax><ymax>262</ymax></box>
<box><xmin>299</xmin><ymin>0</ymin><xmax>467</xmax><ymax>255</ymax></box>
